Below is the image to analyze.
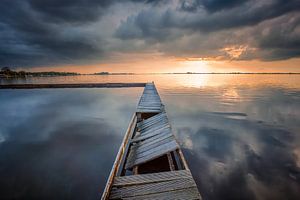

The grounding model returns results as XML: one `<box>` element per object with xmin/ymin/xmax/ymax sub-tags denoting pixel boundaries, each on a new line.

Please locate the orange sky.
<box><xmin>26</xmin><ymin>56</ymin><xmax>300</xmax><ymax>74</ymax></box>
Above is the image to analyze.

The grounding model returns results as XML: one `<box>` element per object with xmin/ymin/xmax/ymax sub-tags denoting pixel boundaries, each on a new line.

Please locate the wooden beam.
<box><xmin>101</xmin><ymin>114</ymin><xmax>137</xmax><ymax>200</ymax></box>
<box><xmin>0</xmin><ymin>83</ymin><xmax>146</xmax><ymax>89</ymax></box>
<box><xmin>167</xmin><ymin>153</ymin><xmax>175</xmax><ymax>171</ymax></box>
<box><xmin>176</xmin><ymin>149</ymin><xmax>189</xmax><ymax>170</ymax></box>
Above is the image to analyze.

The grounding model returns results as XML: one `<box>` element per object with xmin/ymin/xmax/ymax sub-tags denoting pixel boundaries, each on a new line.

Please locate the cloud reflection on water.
<box><xmin>0</xmin><ymin>88</ymin><xmax>141</xmax><ymax>200</ymax></box>
<box><xmin>163</xmin><ymin>84</ymin><xmax>300</xmax><ymax>200</ymax></box>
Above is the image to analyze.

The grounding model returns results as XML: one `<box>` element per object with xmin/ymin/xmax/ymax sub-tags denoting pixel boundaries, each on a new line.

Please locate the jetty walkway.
<box><xmin>101</xmin><ymin>83</ymin><xmax>202</xmax><ymax>199</ymax></box>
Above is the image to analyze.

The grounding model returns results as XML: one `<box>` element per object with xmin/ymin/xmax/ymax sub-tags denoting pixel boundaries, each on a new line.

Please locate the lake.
<box><xmin>0</xmin><ymin>74</ymin><xmax>299</xmax><ymax>200</ymax></box>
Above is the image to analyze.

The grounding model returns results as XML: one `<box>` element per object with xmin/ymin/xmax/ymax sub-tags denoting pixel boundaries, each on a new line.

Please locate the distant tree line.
<box><xmin>0</xmin><ymin>67</ymin><xmax>80</xmax><ymax>78</ymax></box>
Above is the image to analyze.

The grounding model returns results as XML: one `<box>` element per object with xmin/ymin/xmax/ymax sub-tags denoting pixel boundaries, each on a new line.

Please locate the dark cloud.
<box><xmin>28</xmin><ymin>0</ymin><xmax>115</xmax><ymax>24</ymax></box>
<box><xmin>0</xmin><ymin>0</ymin><xmax>110</xmax><ymax>67</ymax></box>
<box><xmin>0</xmin><ymin>0</ymin><xmax>299</xmax><ymax>68</ymax></box>
<box><xmin>115</xmin><ymin>0</ymin><xmax>300</xmax><ymax>61</ymax></box>
<box><xmin>181</xmin><ymin>0</ymin><xmax>250</xmax><ymax>13</ymax></box>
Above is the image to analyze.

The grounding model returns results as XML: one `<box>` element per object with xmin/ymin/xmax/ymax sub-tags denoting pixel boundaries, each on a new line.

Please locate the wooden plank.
<box><xmin>131</xmin><ymin>136</ymin><xmax>174</xmax><ymax>155</ymax></box>
<box><xmin>137</xmin><ymin>113</ymin><xmax>166</xmax><ymax>126</ymax></box>
<box><xmin>126</xmin><ymin>141</ymin><xmax>178</xmax><ymax>168</ymax></box>
<box><xmin>137</xmin><ymin>114</ymin><xmax>168</xmax><ymax>129</ymax></box>
<box><xmin>127</xmin><ymin>134</ymin><xmax>174</xmax><ymax>164</ymax></box>
<box><xmin>139</xmin><ymin>122</ymin><xmax>170</xmax><ymax>134</ymax></box>
<box><xmin>110</xmin><ymin>178</ymin><xmax>197</xmax><ymax>199</ymax></box>
<box><xmin>126</xmin><ymin>142</ymin><xmax>175</xmax><ymax>170</ymax></box>
<box><xmin>130</xmin><ymin>128</ymin><xmax>171</xmax><ymax>145</ymax></box>
<box><xmin>127</xmin><ymin>136</ymin><xmax>174</xmax><ymax>165</ymax></box>
<box><xmin>138</xmin><ymin>104</ymin><xmax>161</xmax><ymax>108</ymax></box>
<box><xmin>122</xmin><ymin>187</ymin><xmax>201</xmax><ymax>200</ymax></box>
<box><xmin>125</xmin><ymin>134</ymin><xmax>173</xmax><ymax>169</ymax></box>
<box><xmin>139</xmin><ymin>122</ymin><xmax>170</xmax><ymax>135</ymax></box>
<box><xmin>139</xmin><ymin>126</ymin><xmax>171</xmax><ymax>139</ymax></box>
<box><xmin>136</xmin><ymin>108</ymin><xmax>162</xmax><ymax>112</ymax></box>
<box><xmin>134</xmin><ymin>140</ymin><xmax>178</xmax><ymax>160</ymax></box>
<box><xmin>134</xmin><ymin>134</ymin><xmax>174</xmax><ymax>150</ymax></box>
<box><xmin>131</xmin><ymin>125</ymin><xmax>171</xmax><ymax>143</ymax></box>
<box><xmin>113</xmin><ymin>170</ymin><xmax>192</xmax><ymax>186</ymax></box>
<box><xmin>137</xmin><ymin>105</ymin><xmax>162</xmax><ymax>108</ymax></box>
<box><xmin>136</xmin><ymin>132</ymin><xmax>173</xmax><ymax>146</ymax></box>
<box><xmin>138</xmin><ymin>114</ymin><xmax>166</xmax><ymax>124</ymax></box>
<box><xmin>136</xmin><ymin>108</ymin><xmax>162</xmax><ymax>113</ymax></box>
<box><xmin>137</xmin><ymin>83</ymin><xmax>162</xmax><ymax>113</ymax></box>
<box><xmin>138</xmin><ymin>120</ymin><xmax>169</xmax><ymax>132</ymax></box>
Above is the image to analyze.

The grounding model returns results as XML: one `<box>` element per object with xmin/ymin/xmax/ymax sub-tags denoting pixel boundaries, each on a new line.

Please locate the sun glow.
<box><xmin>179</xmin><ymin>60</ymin><xmax>211</xmax><ymax>73</ymax></box>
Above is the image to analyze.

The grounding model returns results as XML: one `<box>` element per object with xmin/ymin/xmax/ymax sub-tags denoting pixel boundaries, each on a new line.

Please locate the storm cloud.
<box><xmin>0</xmin><ymin>0</ymin><xmax>299</xmax><ymax>67</ymax></box>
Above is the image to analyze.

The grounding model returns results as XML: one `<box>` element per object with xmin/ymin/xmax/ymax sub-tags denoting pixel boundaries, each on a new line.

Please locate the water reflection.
<box><xmin>1</xmin><ymin>74</ymin><xmax>300</xmax><ymax>90</ymax></box>
<box><xmin>0</xmin><ymin>75</ymin><xmax>299</xmax><ymax>200</ymax></box>
<box><xmin>162</xmin><ymin>82</ymin><xmax>300</xmax><ymax>200</ymax></box>
<box><xmin>0</xmin><ymin>88</ymin><xmax>142</xmax><ymax>200</ymax></box>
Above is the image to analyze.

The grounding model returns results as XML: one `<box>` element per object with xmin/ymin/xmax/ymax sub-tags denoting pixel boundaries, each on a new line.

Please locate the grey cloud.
<box><xmin>0</xmin><ymin>0</ymin><xmax>110</xmax><ymax>67</ymax></box>
<box><xmin>0</xmin><ymin>0</ymin><xmax>299</xmax><ymax>68</ymax></box>
<box><xmin>115</xmin><ymin>0</ymin><xmax>300</xmax><ymax>61</ymax></box>
<box><xmin>28</xmin><ymin>0</ymin><xmax>116</xmax><ymax>24</ymax></box>
<box><xmin>180</xmin><ymin>0</ymin><xmax>250</xmax><ymax>13</ymax></box>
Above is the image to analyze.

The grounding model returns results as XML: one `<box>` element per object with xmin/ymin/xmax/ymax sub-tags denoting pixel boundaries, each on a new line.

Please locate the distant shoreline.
<box><xmin>1</xmin><ymin>73</ymin><xmax>300</xmax><ymax>79</ymax></box>
<box><xmin>1</xmin><ymin>67</ymin><xmax>299</xmax><ymax>79</ymax></box>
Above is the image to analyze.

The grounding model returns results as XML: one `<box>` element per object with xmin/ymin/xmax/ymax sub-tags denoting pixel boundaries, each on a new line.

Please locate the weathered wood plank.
<box><xmin>139</xmin><ymin>122</ymin><xmax>170</xmax><ymax>134</ymax></box>
<box><xmin>137</xmin><ymin>114</ymin><xmax>168</xmax><ymax>129</ymax></box>
<box><xmin>113</xmin><ymin>170</ymin><xmax>192</xmax><ymax>186</ymax></box>
<box><xmin>127</xmin><ymin>134</ymin><xmax>174</xmax><ymax>164</ymax></box>
<box><xmin>137</xmin><ymin>83</ymin><xmax>163</xmax><ymax>113</ymax></box>
<box><xmin>136</xmin><ymin>108</ymin><xmax>162</xmax><ymax>113</ymax></box>
<box><xmin>131</xmin><ymin>125</ymin><xmax>171</xmax><ymax>143</ymax></box>
<box><xmin>130</xmin><ymin>136</ymin><xmax>174</xmax><ymax>155</ymax></box>
<box><xmin>122</xmin><ymin>187</ymin><xmax>201</xmax><ymax>200</ymax></box>
<box><xmin>138</xmin><ymin>114</ymin><xmax>166</xmax><ymax>125</ymax></box>
<box><xmin>134</xmin><ymin>134</ymin><xmax>173</xmax><ymax>149</ymax></box>
<box><xmin>126</xmin><ymin>141</ymin><xmax>176</xmax><ymax>170</ymax></box>
<box><xmin>134</xmin><ymin>140</ymin><xmax>178</xmax><ymax>160</ymax></box>
<box><xmin>126</xmin><ymin>140</ymin><xmax>178</xmax><ymax>168</ymax></box>
<box><xmin>137</xmin><ymin>113</ymin><xmax>166</xmax><ymax>126</ymax></box>
<box><xmin>110</xmin><ymin>178</ymin><xmax>197</xmax><ymax>199</ymax></box>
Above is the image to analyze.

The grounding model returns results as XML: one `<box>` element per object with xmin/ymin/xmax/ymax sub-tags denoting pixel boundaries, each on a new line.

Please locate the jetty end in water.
<box><xmin>101</xmin><ymin>82</ymin><xmax>202</xmax><ymax>200</ymax></box>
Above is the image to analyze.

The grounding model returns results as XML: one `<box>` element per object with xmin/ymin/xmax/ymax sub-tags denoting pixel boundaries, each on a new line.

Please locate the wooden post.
<box><xmin>133</xmin><ymin>166</ymin><xmax>139</xmax><ymax>175</ymax></box>
<box><xmin>137</xmin><ymin>113</ymin><xmax>142</xmax><ymax>122</ymax></box>
<box><xmin>176</xmin><ymin>149</ymin><xmax>189</xmax><ymax>170</ymax></box>
<box><xmin>167</xmin><ymin>152</ymin><xmax>175</xmax><ymax>171</ymax></box>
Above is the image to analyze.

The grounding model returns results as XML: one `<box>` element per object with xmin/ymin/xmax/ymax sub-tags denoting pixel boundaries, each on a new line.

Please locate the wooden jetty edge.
<box><xmin>101</xmin><ymin>82</ymin><xmax>202</xmax><ymax>200</ymax></box>
<box><xmin>0</xmin><ymin>83</ymin><xmax>146</xmax><ymax>89</ymax></box>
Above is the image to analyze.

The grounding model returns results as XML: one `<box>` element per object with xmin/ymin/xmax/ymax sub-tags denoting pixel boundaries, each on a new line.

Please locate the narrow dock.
<box><xmin>101</xmin><ymin>82</ymin><xmax>202</xmax><ymax>199</ymax></box>
<box><xmin>0</xmin><ymin>83</ymin><xmax>146</xmax><ymax>89</ymax></box>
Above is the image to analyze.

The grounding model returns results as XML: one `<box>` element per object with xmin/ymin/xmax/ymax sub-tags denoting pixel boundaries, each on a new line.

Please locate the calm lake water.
<box><xmin>0</xmin><ymin>74</ymin><xmax>300</xmax><ymax>200</ymax></box>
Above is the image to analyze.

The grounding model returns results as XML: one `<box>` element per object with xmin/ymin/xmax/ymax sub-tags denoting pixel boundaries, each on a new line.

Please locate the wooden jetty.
<box><xmin>101</xmin><ymin>82</ymin><xmax>202</xmax><ymax>200</ymax></box>
<box><xmin>0</xmin><ymin>83</ymin><xmax>146</xmax><ymax>89</ymax></box>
